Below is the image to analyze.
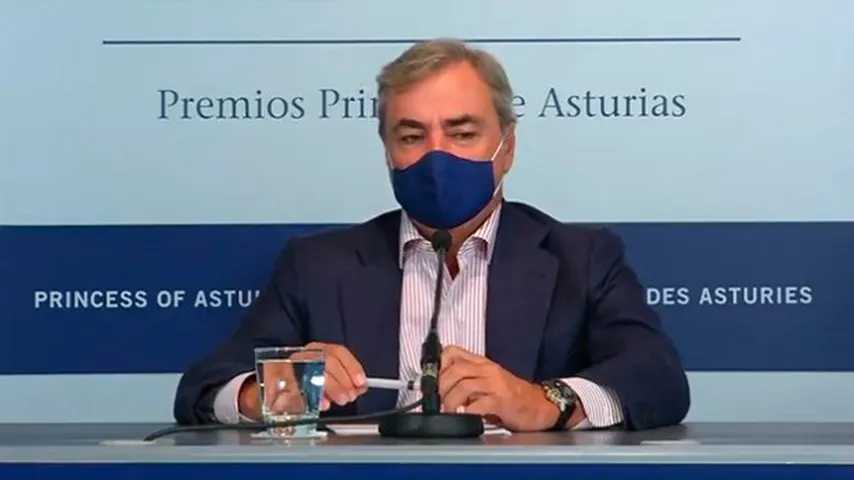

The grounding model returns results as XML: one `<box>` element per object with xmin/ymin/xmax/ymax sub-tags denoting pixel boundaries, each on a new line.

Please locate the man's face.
<box><xmin>383</xmin><ymin>61</ymin><xmax>514</xmax><ymax>184</ymax></box>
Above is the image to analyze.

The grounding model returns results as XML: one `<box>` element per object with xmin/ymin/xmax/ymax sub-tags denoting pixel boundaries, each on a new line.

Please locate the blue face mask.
<box><xmin>388</xmin><ymin>139</ymin><xmax>505</xmax><ymax>230</ymax></box>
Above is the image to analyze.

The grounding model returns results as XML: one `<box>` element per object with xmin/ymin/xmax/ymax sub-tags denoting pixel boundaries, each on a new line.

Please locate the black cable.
<box><xmin>143</xmin><ymin>398</ymin><xmax>424</xmax><ymax>442</ymax></box>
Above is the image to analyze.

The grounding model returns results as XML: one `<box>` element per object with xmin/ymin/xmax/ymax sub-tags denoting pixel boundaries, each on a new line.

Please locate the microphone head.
<box><xmin>430</xmin><ymin>230</ymin><xmax>452</xmax><ymax>252</ymax></box>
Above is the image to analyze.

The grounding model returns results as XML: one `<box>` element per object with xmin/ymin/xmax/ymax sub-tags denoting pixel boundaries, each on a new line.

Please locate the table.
<box><xmin>1</xmin><ymin>423</ymin><xmax>852</xmax><ymax>479</ymax></box>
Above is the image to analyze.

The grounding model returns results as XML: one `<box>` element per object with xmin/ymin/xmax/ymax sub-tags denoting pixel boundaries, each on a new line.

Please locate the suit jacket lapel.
<box><xmin>338</xmin><ymin>212</ymin><xmax>402</xmax><ymax>413</ymax></box>
<box><xmin>486</xmin><ymin>204</ymin><xmax>558</xmax><ymax>381</ymax></box>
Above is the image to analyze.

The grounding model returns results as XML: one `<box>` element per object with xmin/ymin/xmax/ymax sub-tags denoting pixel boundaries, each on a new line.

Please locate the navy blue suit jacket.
<box><xmin>174</xmin><ymin>202</ymin><xmax>689</xmax><ymax>429</ymax></box>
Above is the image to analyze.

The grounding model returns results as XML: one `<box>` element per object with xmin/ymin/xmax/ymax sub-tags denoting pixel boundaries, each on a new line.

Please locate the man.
<box><xmin>174</xmin><ymin>39</ymin><xmax>689</xmax><ymax>431</ymax></box>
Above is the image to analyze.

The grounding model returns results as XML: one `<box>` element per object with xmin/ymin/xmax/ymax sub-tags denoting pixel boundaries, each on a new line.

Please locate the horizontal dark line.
<box><xmin>102</xmin><ymin>36</ymin><xmax>741</xmax><ymax>46</ymax></box>
<box><xmin>3</xmin><ymin>220</ymin><xmax>852</xmax><ymax>229</ymax></box>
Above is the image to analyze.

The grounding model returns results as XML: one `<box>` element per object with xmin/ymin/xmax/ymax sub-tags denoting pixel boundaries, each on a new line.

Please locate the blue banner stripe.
<box><xmin>1</xmin><ymin>222</ymin><xmax>852</xmax><ymax>374</ymax></box>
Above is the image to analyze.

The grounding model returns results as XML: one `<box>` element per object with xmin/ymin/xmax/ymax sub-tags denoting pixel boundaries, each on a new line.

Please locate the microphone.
<box><xmin>429</xmin><ymin>229</ymin><xmax>452</xmax><ymax>252</ymax></box>
<box><xmin>379</xmin><ymin>230</ymin><xmax>484</xmax><ymax>438</ymax></box>
<box><xmin>420</xmin><ymin>230</ymin><xmax>451</xmax><ymax>414</ymax></box>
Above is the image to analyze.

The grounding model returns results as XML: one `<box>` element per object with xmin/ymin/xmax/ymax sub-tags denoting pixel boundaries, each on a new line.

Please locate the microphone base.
<box><xmin>378</xmin><ymin>413</ymin><xmax>484</xmax><ymax>438</ymax></box>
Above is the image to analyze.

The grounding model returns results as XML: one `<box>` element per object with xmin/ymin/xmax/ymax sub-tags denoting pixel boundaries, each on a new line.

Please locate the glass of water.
<box><xmin>254</xmin><ymin>346</ymin><xmax>325</xmax><ymax>438</ymax></box>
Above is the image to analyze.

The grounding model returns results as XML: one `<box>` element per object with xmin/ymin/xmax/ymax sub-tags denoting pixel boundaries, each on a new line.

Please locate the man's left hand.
<box><xmin>438</xmin><ymin>346</ymin><xmax>561</xmax><ymax>431</ymax></box>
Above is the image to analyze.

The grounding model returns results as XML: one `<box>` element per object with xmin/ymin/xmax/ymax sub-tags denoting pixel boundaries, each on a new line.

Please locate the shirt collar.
<box><xmin>398</xmin><ymin>203</ymin><xmax>503</xmax><ymax>268</ymax></box>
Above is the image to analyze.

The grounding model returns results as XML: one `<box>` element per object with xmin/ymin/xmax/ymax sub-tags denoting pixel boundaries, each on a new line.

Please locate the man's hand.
<box><xmin>238</xmin><ymin>375</ymin><xmax>262</xmax><ymax>420</ymax></box>
<box><xmin>237</xmin><ymin>342</ymin><xmax>367</xmax><ymax>419</ymax></box>
<box><xmin>305</xmin><ymin>342</ymin><xmax>367</xmax><ymax>411</ymax></box>
<box><xmin>439</xmin><ymin>346</ymin><xmax>583</xmax><ymax>431</ymax></box>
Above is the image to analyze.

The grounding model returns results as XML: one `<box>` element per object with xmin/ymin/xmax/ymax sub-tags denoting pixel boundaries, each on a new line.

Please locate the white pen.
<box><xmin>365</xmin><ymin>377</ymin><xmax>420</xmax><ymax>391</ymax></box>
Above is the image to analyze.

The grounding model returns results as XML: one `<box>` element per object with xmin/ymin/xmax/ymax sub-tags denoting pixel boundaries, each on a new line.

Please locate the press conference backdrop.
<box><xmin>1</xmin><ymin>1</ymin><xmax>852</xmax><ymax>422</ymax></box>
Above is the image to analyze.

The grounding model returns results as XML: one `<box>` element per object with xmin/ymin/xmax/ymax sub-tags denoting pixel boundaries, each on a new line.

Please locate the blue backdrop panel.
<box><xmin>1</xmin><ymin>221</ymin><xmax>851</xmax><ymax>375</ymax></box>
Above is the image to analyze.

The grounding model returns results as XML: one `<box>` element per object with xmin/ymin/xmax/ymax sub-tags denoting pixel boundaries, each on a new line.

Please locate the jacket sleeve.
<box><xmin>574</xmin><ymin>229</ymin><xmax>690</xmax><ymax>430</ymax></box>
<box><xmin>173</xmin><ymin>239</ymin><xmax>308</xmax><ymax>424</ymax></box>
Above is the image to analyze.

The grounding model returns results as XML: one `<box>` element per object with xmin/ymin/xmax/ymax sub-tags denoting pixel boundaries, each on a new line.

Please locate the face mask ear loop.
<box><xmin>489</xmin><ymin>136</ymin><xmax>506</xmax><ymax>162</ymax></box>
<box><xmin>490</xmin><ymin>136</ymin><xmax>507</xmax><ymax>197</ymax></box>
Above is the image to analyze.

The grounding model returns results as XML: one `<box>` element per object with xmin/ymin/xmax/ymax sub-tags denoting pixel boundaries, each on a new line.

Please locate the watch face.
<box><xmin>542</xmin><ymin>380</ymin><xmax>576</xmax><ymax>430</ymax></box>
<box><xmin>543</xmin><ymin>382</ymin><xmax>569</xmax><ymax>411</ymax></box>
<box><xmin>540</xmin><ymin>380</ymin><xmax>575</xmax><ymax>430</ymax></box>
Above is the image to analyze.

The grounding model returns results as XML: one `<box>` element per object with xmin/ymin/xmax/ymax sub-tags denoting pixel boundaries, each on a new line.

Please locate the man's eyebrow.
<box><xmin>442</xmin><ymin>115</ymin><xmax>482</xmax><ymax>129</ymax></box>
<box><xmin>393</xmin><ymin>118</ymin><xmax>426</xmax><ymax>131</ymax></box>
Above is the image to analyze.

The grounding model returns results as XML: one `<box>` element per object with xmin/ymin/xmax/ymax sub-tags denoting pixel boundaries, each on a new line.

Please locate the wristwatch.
<box><xmin>540</xmin><ymin>379</ymin><xmax>577</xmax><ymax>431</ymax></box>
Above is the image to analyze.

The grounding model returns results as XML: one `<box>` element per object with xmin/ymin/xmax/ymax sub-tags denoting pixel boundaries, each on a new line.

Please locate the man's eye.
<box><xmin>400</xmin><ymin>135</ymin><xmax>422</xmax><ymax>144</ymax></box>
<box><xmin>453</xmin><ymin>132</ymin><xmax>477</xmax><ymax>140</ymax></box>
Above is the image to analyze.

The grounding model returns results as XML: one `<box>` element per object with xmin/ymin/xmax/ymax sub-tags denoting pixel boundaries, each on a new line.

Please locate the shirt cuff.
<box><xmin>561</xmin><ymin>377</ymin><xmax>623</xmax><ymax>430</ymax></box>
<box><xmin>213</xmin><ymin>371</ymin><xmax>255</xmax><ymax>424</ymax></box>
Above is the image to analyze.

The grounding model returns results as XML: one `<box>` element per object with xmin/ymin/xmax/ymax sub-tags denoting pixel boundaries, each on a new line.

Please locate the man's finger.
<box><xmin>328</xmin><ymin>345</ymin><xmax>367</xmax><ymax>389</ymax></box>
<box><xmin>441</xmin><ymin>345</ymin><xmax>487</xmax><ymax>374</ymax></box>
<box><xmin>307</xmin><ymin>342</ymin><xmax>367</xmax><ymax>392</ymax></box>
<box><xmin>270</xmin><ymin>390</ymin><xmax>306</xmax><ymax>413</ymax></box>
<box><xmin>462</xmin><ymin>395</ymin><xmax>499</xmax><ymax>418</ymax></box>
<box><xmin>438</xmin><ymin>361</ymin><xmax>482</xmax><ymax>398</ymax></box>
<box><xmin>323</xmin><ymin>355</ymin><xmax>357</xmax><ymax>405</ymax></box>
<box><xmin>442</xmin><ymin>378</ymin><xmax>491</xmax><ymax>413</ymax></box>
<box><xmin>322</xmin><ymin>377</ymin><xmax>346</xmax><ymax>407</ymax></box>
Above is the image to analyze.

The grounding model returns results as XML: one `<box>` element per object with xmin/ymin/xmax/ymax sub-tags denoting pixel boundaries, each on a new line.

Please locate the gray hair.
<box><xmin>376</xmin><ymin>38</ymin><xmax>516</xmax><ymax>138</ymax></box>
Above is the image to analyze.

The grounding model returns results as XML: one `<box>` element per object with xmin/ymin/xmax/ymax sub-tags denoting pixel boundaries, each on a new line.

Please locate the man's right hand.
<box><xmin>306</xmin><ymin>342</ymin><xmax>368</xmax><ymax>410</ymax></box>
<box><xmin>237</xmin><ymin>342</ymin><xmax>367</xmax><ymax>419</ymax></box>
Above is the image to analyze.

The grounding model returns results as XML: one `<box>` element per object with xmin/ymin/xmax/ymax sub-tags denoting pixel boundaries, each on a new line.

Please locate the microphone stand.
<box><xmin>379</xmin><ymin>230</ymin><xmax>484</xmax><ymax>438</ymax></box>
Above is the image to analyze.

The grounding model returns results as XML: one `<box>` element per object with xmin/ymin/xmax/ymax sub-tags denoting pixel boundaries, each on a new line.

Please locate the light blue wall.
<box><xmin>2</xmin><ymin>1</ymin><xmax>852</xmax><ymax>225</ymax></box>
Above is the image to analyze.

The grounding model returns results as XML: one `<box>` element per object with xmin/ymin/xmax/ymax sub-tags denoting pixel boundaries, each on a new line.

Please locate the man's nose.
<box><xmin>425</xmin><ymin>131</ymin><xmax>450</xmax><ymax>152</ymax></box>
